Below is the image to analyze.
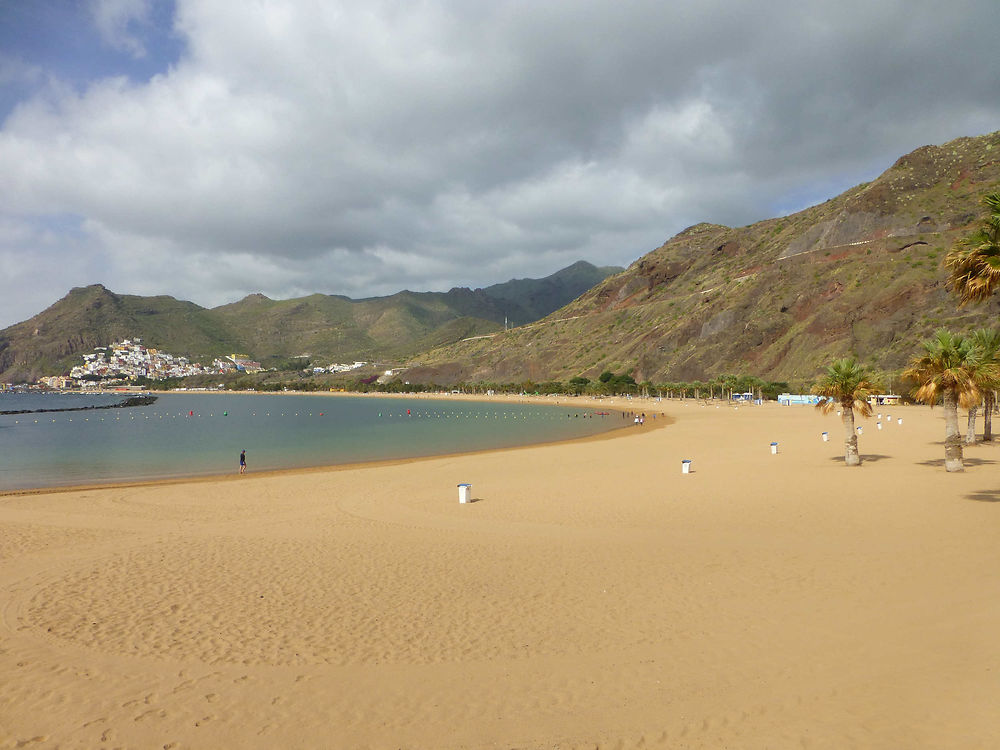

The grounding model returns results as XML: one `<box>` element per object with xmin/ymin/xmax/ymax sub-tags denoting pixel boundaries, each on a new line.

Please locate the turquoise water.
<box><xmin>0</xmin><ymin>393</ymin><xmax>620</xmax><ymax>490</ymax></box>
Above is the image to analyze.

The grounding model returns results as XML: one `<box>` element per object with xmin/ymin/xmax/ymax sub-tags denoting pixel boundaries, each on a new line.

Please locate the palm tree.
<box><xmin>811</xmin><ymin>358</ymin><xmax>880</xmax><ymax>466</ymax></box>
<box><xmin>903</xmin><ymin>330</ymin><xmax>982</xmax><ymax>472</ymax></box>
<box><xmin>970</xmin><ymin>328</ymin><xmax>1000</xmax><ymax>441</ymax></box>
<box><xmin>946</xmin><ymin>192</ymin><xmax>1000</xmax><ymax>305</ymax></box>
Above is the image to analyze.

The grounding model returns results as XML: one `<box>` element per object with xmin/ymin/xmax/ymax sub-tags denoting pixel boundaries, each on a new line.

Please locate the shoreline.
<box><xmin>0</xmin><ymin>391</ymin><xmax>672</xmax><ymax>497</ymax></box>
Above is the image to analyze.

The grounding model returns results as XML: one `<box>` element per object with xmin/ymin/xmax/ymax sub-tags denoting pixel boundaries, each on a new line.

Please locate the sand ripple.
<box><xmin>27</xmin><ymin>534</ymin><xmax>660</xmax><ymax>666</ymax></box>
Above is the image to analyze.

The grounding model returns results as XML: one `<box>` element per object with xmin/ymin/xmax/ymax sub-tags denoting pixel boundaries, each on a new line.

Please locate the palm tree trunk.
<box><xmin>943</xmin><ymin>388</ymin><xmax>965</xmax><ymax>472</ymax></box>
<box><xmin>984</xmin><ymin>392</ymin><xmax>995</xmax><ymax>441</ymax></box>
<box><xmin>966</xmin><ymin>404</ymin><xmax>978</xmax><ymax>445</ymax></box>
<box><xmin>842</xmin><ymin>404</ymin><xmax>860</xmax><ymax>466</ymax></box>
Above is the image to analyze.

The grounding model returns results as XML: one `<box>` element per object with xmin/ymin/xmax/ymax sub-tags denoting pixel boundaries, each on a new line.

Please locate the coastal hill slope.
<box><xmin>404</xmin><ymin>131</ymin><xmax>1000</xmax><ymax>386</ymax></box>
<box><xmin>0</xmin><ymin>262</ymin><xmax>620</xmax><ymax>382</ymax></box>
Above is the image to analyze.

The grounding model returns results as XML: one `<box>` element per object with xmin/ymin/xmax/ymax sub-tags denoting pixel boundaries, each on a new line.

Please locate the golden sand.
<box><xmin>1</xmin><ymin>398</ymin><xmax>998</xmax><ymax>749</ymax></box>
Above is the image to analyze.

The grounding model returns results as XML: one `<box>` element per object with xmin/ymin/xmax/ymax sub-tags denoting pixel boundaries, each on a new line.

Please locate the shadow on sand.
<box><xmin>966</xmin><ymin>489</ymin><xmax>1000</xmax><ymax>503</ymax></box>
<box><xmin>826</xmin><ymin>454</ymin><xmax>892</xmax><ymax>464</ymax></box>
<box><xmin>916</xmin><ymin>457</ymin><xmax>997</xmax><ymax>468</ymax></box>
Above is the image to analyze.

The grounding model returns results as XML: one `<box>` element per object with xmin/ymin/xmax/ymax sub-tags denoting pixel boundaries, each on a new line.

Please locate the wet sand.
<box><xmin>1</xmin><ymin>399</ymin><xmax>998</xmax><ymax>749</ymax></box>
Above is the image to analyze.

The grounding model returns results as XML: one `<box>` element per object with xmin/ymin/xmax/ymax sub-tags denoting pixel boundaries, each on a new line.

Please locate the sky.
<box><xmin>1</xmin><ymin>0</ymin><xmax>999</xmax><ymax>328</ymax></box>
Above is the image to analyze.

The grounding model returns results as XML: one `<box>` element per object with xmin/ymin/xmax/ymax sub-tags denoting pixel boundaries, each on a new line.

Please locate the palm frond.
<box><xmin>947</xmin><ymin>192</ymin><xmax>1000</xmax><ymax>305</ymax></box>
<box><xmin>811</xmin><ymin>357</ymin><xmax>881</xmax><ymax>416</ymax></box>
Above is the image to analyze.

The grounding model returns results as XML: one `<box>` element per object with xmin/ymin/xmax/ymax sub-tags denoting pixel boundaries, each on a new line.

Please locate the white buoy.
<box><xmin>458</xmin><ymin>483</ymin><xmax>472</xmax><ymax>503</ymax></box>
<box><xmin>770</xmin><ymin>442</ymin><xmax>778</xmax><ymax>454</ymax></box>
<box><xmin>822</xmin><ymin>431</ymin><xmax>829</xmax><ymax>441</ymax></box>
<box><xmin>681</xmin><ymin>459</ymin><xmax>692</xmax><ymax>474</ymax></box>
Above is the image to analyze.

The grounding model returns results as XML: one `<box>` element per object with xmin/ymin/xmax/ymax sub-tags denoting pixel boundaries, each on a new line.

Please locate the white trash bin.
<box><xmin>822</xmin><ymin>432</ymin><xmax>829</xmax><ymax>442</ymax></box>
<box><xmin>458</xmin><ymin>483</ymin><xmax>472</xmax><ymax>503</ymax></box>
<box><xmin>770</xmin><ymin>442</ymin><xmax>778</xmax><ymax>454</ymax></box>
<box><xmin>681</xmin><ymin>459</ymin><xmax>691</xmax><ymax>474</ymax></box>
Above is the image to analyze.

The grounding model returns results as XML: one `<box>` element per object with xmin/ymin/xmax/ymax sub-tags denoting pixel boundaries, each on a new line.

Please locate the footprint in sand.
<box><xmin>134</xmin><ymin>708</ymin><xmax>167</xmax><ymax>722</ymax></box>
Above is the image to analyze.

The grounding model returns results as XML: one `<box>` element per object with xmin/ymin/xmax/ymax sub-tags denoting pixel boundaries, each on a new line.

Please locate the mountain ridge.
<box><xmin>0</xmin><ymin>261</ymin><xmax>621</xmax><ymax>382</ymax></box>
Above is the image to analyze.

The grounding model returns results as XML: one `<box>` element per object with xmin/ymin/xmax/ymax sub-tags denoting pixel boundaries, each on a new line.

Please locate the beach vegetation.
<box><xmin>811</xmin><ymin>358</ymin><xmax>881</xmax><ymax>466</ymax></box>
<box><xmin>595</xmin><ymin>371</ymin><xmax>638</xmax><ymax>394</ymax></box>
<box><xmin>946</xmin><ymin>192</ymin><xmax>1000</xmax><ymax>305</ymax></box>
<box><xmin>536</xmin><ymin>381</ymin><xmax>567</xmax><ymax>395</ymax></box>
<box><xmin>902</xmin><ymin>329</ymin><xmax>985</xmax><ymax>472</ymax></box>
<box><xmin>968</xmin><ymin>328</ymin><xmax>1000</xmax><ymax>442</ymax></box>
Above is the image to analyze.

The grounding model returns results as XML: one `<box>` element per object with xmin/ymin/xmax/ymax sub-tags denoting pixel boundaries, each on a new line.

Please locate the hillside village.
<box><xmin>35</xmin><ymin>338</ymin><xmax>254</xmax><ymax>388</ymax></box>
<box><xmin>30</xmin><ymin>338</ymin><xmax>372</xmax><ymax>390</ymax></box>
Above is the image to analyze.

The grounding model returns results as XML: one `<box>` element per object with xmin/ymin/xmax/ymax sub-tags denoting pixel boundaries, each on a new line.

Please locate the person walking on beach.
<box><xmin>239</xmin><ymin>449</ymin><xmax>247</xmax><ymax>474</ymax></box>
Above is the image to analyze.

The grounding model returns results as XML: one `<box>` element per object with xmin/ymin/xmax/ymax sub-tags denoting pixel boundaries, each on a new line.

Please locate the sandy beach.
<box><xmin>2</xmin><ymin>397</ymin><xmax>999</xmax><ymax>749</ymax></box>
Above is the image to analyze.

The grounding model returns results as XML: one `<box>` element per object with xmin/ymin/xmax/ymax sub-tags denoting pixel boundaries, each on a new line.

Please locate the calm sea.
<box><xmin>0</xmin><ymin>392</ymin><xmax>622</xmax><ymax>491</ymax></box>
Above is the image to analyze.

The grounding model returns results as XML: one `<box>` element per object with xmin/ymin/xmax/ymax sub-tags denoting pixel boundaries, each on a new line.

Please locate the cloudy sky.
<box><xmin>1</xmin><ymin>0</ymin><xmax>998</xmax><ymax>327</ymax></box>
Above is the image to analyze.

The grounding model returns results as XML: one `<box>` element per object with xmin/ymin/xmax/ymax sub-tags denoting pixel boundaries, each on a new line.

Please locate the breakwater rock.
<box><xmin>0</xmin><ymin>394</ymin><xmax>157</xmax><ymax>416</ymax></box>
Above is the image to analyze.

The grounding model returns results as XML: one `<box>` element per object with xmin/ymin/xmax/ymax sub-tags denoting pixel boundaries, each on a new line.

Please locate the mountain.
<box><xmin>478</xmin><ymin>260</ymin><xmax>626</xmax><ymax>325</ymax></box>
<box><xmin>402</xmin><ymin>131</ymin><xmax>1000</xmax><ymax>387</ymax></box>
<box><xmin>0</xmin><ymin>262</ymin><xmax>621</xmax><ymax>383</ymax></box>
<box><xmin>0</xmin><ymin>285</ymin><xmax>243</xmax><ymax>383</ymax></box>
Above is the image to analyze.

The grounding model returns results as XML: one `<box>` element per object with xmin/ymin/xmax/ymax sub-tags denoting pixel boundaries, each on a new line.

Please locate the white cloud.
<box><xmin>1</xmin><ymin>0</ymin><xmax>1000</xmax><ymax>327</ymax></box>
<box><xmin>91</xmin><ymin>0</ymin><xmax>154</xmax><ymax>58</ymax></box>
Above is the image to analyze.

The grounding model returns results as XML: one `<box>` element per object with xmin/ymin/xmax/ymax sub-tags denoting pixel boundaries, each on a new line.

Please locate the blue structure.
<box><xmin>778</xmin><ymin>393</ymin><xmax>821</xmax><ymax>406</ymax></box>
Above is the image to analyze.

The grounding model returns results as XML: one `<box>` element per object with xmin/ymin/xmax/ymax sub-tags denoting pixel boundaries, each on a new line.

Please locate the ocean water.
<box><xmin>0</xmin><ymin>391</ymin><xmax>135</xmax><ymax>413</ymax></box>
<box><xmin>0</xmin><ymin>393</ymin><xmax>621</xmax><ymax>490</ymax></box>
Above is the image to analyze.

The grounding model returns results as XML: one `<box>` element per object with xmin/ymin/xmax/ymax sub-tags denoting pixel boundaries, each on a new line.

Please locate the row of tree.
<box><xmin>341</xmin><ymin>371</ymin><xmax>792</xmax><ymax>400</ymax></box>
<box><xmin>814</xmin><ymin>192</ymin><xmax>1000</xmax><ymax>471</ymax></box>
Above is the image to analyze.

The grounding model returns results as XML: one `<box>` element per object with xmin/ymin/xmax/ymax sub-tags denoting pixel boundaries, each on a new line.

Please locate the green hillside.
<box><xmin>0</xmin><ymin>262</ymin><xmax>620</xmax><ymax>382</ymax></box>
